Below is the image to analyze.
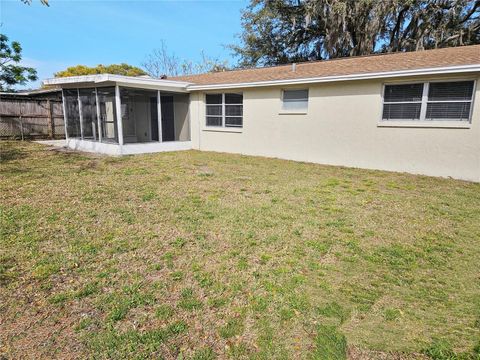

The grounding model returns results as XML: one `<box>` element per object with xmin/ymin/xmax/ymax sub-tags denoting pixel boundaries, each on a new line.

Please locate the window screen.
<box><xmin>97</xmin><ymin>87</ymin><xmax>118</xmax><ymax>143</ymax></box>
<box><xmin>382</xmin><ymin>84</ymin><xmax>423</xmax><ymax>120</ymax></box>
<box><xmin>428</xmin><ymin>81</ymin><xmax>473</xmax><ymax>101</ymax></box>
<box><xmin>382</xmin><ymin>81</ymin><xmax>474</xmax><ymax>122</ymax></box>
<box><xmin>384</xmin><ymin>84</ymin><xmax>423</xmax><ymax>102</ymax></box>
<box><xmin>425</xmin><ymin>81</ymin><xmax>474</xmax><ymax>121</ymax></box>
<box><xmin>282</xmin><ymin>89</ymin><xmax>308</xmax><ymax>111</ymax></box>
<box><xmin>206</xmin><ymin>94</ymin><xmax>222</xmax><ymax>104</ymax></box>
<box><xmin>63</xmin><ymin>89</ymin><xmax>81</xmax><ymax>138</ymax></box>
<box><xmin>79</xmin><ymin>88</ymin><xmax>98</xmax><ymax>140</ymax></box>
<box><xmin>382</xmin><ymin>103</ymin><xmax>422</xmax><ymax>120</ymax></box>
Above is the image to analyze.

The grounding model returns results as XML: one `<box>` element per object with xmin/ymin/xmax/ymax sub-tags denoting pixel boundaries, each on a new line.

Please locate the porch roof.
<box><xmin>43</xmin><ymin>74</ymin><xmax>191</xmax><ymax>92</ymax></box>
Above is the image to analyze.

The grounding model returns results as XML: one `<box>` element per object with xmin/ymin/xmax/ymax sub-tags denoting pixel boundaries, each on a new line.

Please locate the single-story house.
<box><xmin>43</xmin><ymin>45</ymin><xmax>480</xmax><ymax>182</ymax></box>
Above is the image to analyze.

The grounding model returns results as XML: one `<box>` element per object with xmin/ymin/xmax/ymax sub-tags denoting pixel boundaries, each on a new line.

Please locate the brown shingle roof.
<box><xmin>171</xmin><ymin>45</ymin><xmax>480</xmax><ymax>86</ymax></box>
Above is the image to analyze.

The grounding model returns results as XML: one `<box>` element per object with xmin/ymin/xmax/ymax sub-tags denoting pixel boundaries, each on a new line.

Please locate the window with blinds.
<box><xmin>382</xmin><ymin>80</ymin><xmax>474</xmax><ymax>122</ymax></box>
<box><xmin>382</xmin><ymin>84</ymin><xmax>423</xmax><ymax>120</ymax></box>
<box><xmin>206</xmin><ymin>93</ymin><xmax>243</xmax><ymax>128</ymax></box>
<box><xmin>282</xmin><ymin>89</ymin><xmax>309</xmax><ymax>111</ymax></box>
<box><xmin>426</xmin><ymin>81</ymin><xmax>473</xmax><ymax>121</ymax></box>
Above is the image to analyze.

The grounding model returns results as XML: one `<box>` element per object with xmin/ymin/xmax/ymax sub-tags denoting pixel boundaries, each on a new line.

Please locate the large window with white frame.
<box><xmin>382</xmin><ymin>80</ymin><xmax>475</xmax><ymax>122</ymax></box>
<box><xmin>206</xmin><ymin>93</ymin><xmax>243</xmax><ymax>128</ymax></box>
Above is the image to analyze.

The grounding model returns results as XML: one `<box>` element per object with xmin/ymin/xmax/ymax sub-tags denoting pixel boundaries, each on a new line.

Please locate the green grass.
<box><xmin>1</xmin><ymin>140</ymin><xmax>479</xmax><ymax>359</ymax></box>
<box><xmin>311</xmin><ymin>325</ymin><xmax>348</xmax><ymax>360</ymax></box>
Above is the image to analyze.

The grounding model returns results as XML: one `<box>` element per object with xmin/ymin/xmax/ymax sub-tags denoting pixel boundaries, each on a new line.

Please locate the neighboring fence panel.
<box><xmin>0</xmin><ymin>98</ymin><xmax>65</xmax><ymax>139</ymax></box>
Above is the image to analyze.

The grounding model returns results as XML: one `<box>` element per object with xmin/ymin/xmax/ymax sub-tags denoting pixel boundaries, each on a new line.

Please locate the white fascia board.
<box><xmin>42</xmin><ymin>74</ymin><xmax>191</xmax><ymax>91</ymax></box>
<box><xmin>114</xmin><ymin>81</ymin><xmax>189</xmax><ymax>93</ymax></box>
<box><xmin>187</xmin><ymin>64</ymin><xmax>480</xmax><ymax>91</ymax></box>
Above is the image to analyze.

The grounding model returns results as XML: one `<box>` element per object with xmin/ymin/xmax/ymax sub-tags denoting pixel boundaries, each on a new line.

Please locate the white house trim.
<box><xmin>187</xmin><ymin>65</ymin><xmax>480</xmax><ymax>90</ymax></box>
<box><xmin>43</xmin><ymin>74</ymin><xmax>191</xmax><ymax>92</ymax></box>
<box><xmin>114</xmin><ymin>85</ymin><xmax>124</xmax><ymax>145</ymax></box>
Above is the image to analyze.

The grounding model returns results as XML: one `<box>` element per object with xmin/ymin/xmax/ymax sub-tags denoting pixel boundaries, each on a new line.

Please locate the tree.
<box><xmin>0</xmin><ymin>34</ymin><xmax>38</xmax><ymax>91</ymax></box>
<box><xmin>20</xmin><ymin>0</ymin><xmax>49</xmax><ymax>6</ymax></box>
<box><xmin>231</xmin><ymin>0</ymin><xmax>480</xmax><ymax>67</ymax></box>
<box><xmin>54</xmin><ymin>64</ymin><xmax>147</xmax><ymax>77</ymax></box>
<box><xmin>142</xmin><ymin>40</ymin><xmax>229</xmax><ymax>77</ymax></box>
<box><xmin>142</xmin><ymin>41</ymin><xmax>183</xmax><ymax>78</ymax></box>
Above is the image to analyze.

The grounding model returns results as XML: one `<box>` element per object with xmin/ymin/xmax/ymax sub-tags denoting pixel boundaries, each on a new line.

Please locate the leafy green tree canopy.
<box><xmin>0</xmin><ymin>34</ymin><xmax>38</xmax><ymax>91</ymax></box>
<box><xmin>54</xmin><ymin>64</ymin><xmax>147</xmax><ymax>77</ymax></box>
<box><xmin>231</xmin><ymin>0</ymin><xmax>480</xmax><ymax>67</ymax></box>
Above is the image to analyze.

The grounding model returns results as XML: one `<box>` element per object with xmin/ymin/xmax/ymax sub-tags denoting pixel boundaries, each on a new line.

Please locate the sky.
<box><xmin>0</xmin><ymin>0</ymin><xmax>248</xmax><ymax>89</ymax></box>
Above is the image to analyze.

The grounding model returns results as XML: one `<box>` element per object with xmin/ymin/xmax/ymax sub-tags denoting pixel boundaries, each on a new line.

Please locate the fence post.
<box><xmin>47</xmin><ymin>99</ymin><xmax>54</xmax><ymax>139</ymax></box>
<box><xmin>19</xmin><ymin>116</ymin><xmax>24</xmax><ymax>141</ymax></box>
<box><xmin>19</xmin><ymin>101</ymin><xmax>24</xmax><ymax>141</ymax></box>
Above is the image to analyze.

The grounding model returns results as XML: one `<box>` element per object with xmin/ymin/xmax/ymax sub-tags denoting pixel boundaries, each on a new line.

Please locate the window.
<box><xmin>382</xmin><ymin>81</ymin><xmax>474</xmax><ymax>122</ymax></box>
<box><xmin>282</xmin><ymin>89</ymin><xmax>309</xmax><ymax>112</ymax></box>
<box><xmin>426</xmin><ymin>81</ymin><xmax>474</xmax><ymax>121</ymax></box>
<box><xmin>206</xmin><ymin>93</ymin><xmax>243</xmax><ymax>128</ymax></box>
<box><xmin>382</xmin><ymin>84</ymin><xmax>423</xmax><ymax>120</ymax></box>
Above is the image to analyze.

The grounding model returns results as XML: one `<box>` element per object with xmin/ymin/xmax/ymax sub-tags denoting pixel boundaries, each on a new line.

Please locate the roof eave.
<box><xmin>42</xmin><ymin>74</ymin><xmax>192</xmax><ymax>92</ymax></box>
<box><xmin>187</xmin><ymin>64</ymin><xmax>480</xmax><ymax>90</ymax></box>
<box><xmin>40</xmin><ymin>64</ymin><xmax>480</xmax><ymax>92</ymax></box>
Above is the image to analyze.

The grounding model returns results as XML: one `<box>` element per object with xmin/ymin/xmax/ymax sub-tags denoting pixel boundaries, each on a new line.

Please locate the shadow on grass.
<box><xmin>0</xmin><ymin>256</ymin><xmax>17</xmax><ymax>286</ymax></box>
<box><xmin>0</xmin><ymin>142</ymin><xmax>27</xmax><ymax>163</ymax></box>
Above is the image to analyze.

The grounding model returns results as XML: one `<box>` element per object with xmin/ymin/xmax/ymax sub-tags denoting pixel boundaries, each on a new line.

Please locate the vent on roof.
<box><xmin>292</xmin><ymin>63</ymin><xmax>296</xmax><ymax>72</ymax></box>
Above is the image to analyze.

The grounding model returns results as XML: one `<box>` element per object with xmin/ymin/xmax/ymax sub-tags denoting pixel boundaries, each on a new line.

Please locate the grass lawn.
<box><xmin>1</xmin><ymin>141</ymin><xmax>479</xmax><ymax>359</ymax></box>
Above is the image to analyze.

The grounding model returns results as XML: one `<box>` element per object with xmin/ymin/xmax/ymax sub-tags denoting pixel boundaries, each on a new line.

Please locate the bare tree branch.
<box><xmin>142</xmin><ymin>41</ymin><xmax>229</xmax><ymax>77</ymax></box>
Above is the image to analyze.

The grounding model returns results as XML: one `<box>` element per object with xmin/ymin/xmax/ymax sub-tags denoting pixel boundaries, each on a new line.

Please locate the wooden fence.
<box><xmin>0</xmin><ymin>97</ymin><xmax>65</xmax><ymax>139</ymax></box>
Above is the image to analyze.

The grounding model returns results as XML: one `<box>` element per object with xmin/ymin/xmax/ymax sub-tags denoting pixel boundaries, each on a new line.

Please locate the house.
<box><xmin>43</xmin><ymin>45</ymin><xmax>480</xmax><ymax>182</ymax></box>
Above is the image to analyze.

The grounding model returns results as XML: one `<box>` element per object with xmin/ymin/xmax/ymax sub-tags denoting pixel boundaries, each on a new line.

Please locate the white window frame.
<box><xmin>205</xmin><ymin>93</ymin><xmax>243</xmax><ymax>129</ymax></box>
<box><xmin>379</xmin><ymin>79</ymin><xmax>476</xmax><ymax>128</ymax></box>
<box><xmin>280</xmin><ymin>89</ymin><xmax>309</xmax><ymax>114</ymax></box>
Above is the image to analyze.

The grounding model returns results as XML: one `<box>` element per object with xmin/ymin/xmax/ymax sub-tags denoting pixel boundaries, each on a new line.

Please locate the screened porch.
<box><xmin>46</xmin><ymin>75</ymin><xmax>191</xmax><ymax>155</ymax></box>
<box><xmin>62</xmin><ymin>86</ymin><xmax>191</xmax><ymax>155</ymax></box>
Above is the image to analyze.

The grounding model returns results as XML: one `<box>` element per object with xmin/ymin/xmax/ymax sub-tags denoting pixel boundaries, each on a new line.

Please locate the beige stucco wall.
<box><xmin>189</xmin><ymin>74</ymin><xmax>480</xmax><ymax>182</ymax></box>
<box><xmin>173</xmin><ymin>94</ymin><xmax>191</xmax><ymax>141</ymax></box>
